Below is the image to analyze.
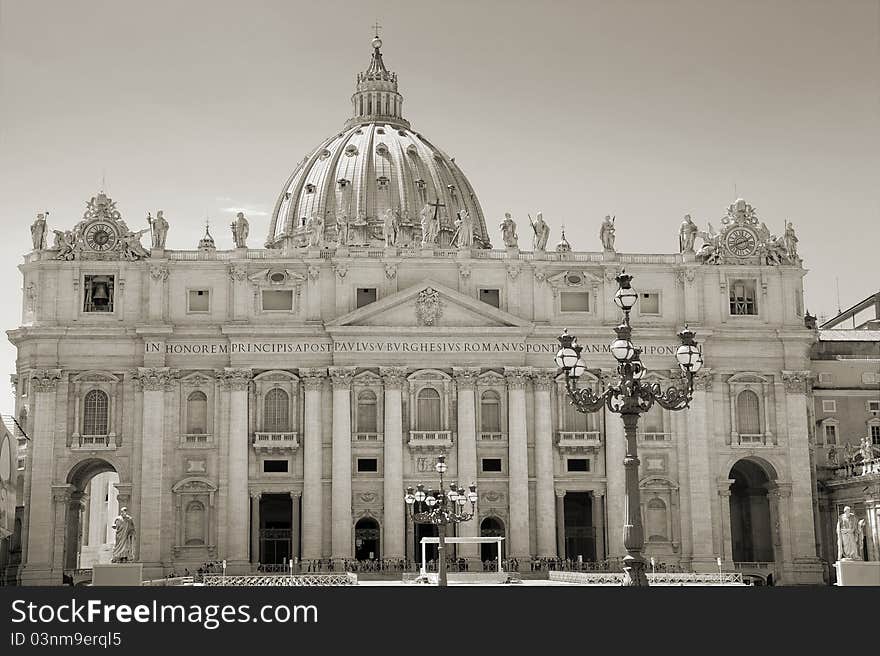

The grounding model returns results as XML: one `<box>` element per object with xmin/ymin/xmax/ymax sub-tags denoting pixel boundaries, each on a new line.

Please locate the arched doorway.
<box><xmin>729</xmin><ymin>459</ymin><xmax>774</xmax><ymax>563</ymax></box>
<box><xmin>480</xmin><ymin>516</ymin><xmax>505</xmax><ymax>562</ymax></box>
<box><xmin>564</xmin><ymin>492</ymin><xmax>596</xmax><ymax>562</ymax></box>
<box><xmin>65</xmin><ymin>458</ymin><xmax>119</xmax><ymax>570</ymax></box>
<box><xmin>354</xmin><ymin>518</ymin><xmax>380</xmax><ymax>560</ymax></box>
<box><xmin>259</xmin><ymin>494</ymin><xmax>292</xmax><ymax>565</ymax></box>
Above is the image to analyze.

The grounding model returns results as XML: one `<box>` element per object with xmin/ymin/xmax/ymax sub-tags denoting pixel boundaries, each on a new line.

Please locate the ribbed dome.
<box><xmin>266</xmin><ymin>38</ymin><xmax>489</xmax><ymax>249</ymax></box>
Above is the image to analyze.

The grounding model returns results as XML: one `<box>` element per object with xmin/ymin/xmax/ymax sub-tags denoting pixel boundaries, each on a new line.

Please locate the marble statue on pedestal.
<box><xmin>599</xmin><ymin>215</ymin><xmax>616</xmax><ymax>251</ymax></box>
<box><xmin>679</xmin><ymin>214</ymin><xmax>698</xmax><ymax>253</ymax></box>
<box><xmin>111</xmin><ymin>507</ymin><xmax>136</xmax><ymax>563</ymax></box>
<box><xmin>147</xmin><ymin>211</ymin><xmax>169</xmax><ymax>249</ymax></box>
<box><xmin>231</xmin><ymin>211</ymin><xmax>249</xmax><ymax>248</ymax></box>
<box><xmin>120</xmin><ymin>229</ymin><xmax>151</xmax><ymax>260</ymax></box>
<box><xmin>31</xmin><ymin>212</ymin><xmax>48</xmax><ymax>250</ymax></box>
<box><xmin>382</xmin><ymin>208</ymin><xmax>399</xmax><ymax>246</ymax></box>
<box><xmin>529</xmin><ymin>212</ymin><xmax>550</xmax><ymax>251</ymax></box>
<box><xmin>336</xmin><ymin>212</ymin><xmax>350</xmax><ymax>247</ymax></box>
<box><xmin>453</xmin><ymin>209</ymin><xmax>473</xmax><ymax>248</ymax></box>
<box><xmin>306</xmin><ymin>212</ymin><xmax>325</xmax><ymax>248</ymax></box>
<box><xmin>837</xmin><ymin>506</ymin><xmax>860</xmax><ymax>560</ymax></box>
<box><xmin>419</xmin><ymin>203</ymin><xmax>439</xmax><ymax>247</ymax></box>
<box><xmin>784</xmin><ymin>221</ymin><xmax>799</xmax><ymax>261</ymax></box>
<box><xmin>500</xmin><ymin>213</ymin><xmax>518</xmax><ymax>248</ymax></box>
<box><xmin>52</xmin><ymin>230</ymin><xmax>76</xmax><ymax>260</ymax></box>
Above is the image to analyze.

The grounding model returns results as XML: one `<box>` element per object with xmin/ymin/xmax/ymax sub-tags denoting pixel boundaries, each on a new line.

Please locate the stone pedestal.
<box><xmin>835</xmin><ymin>560</ymin><xmax>880</xmax><ymax>586</ymax></box>
<box><xmin>92</xmin><ymin>563</ymin><xmax>143</xmax><ymax>586</ymax></box>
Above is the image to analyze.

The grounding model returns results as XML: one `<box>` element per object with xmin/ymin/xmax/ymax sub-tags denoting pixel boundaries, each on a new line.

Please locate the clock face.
<box><xmin>84</xmin><ymin>221</ymin><xmax>118</xmax><ymax>251</ymax></box>
<box><xmin>725</xmin><ymin>228</ymin><xmax>757</xmax><ymax>257</ymax></box>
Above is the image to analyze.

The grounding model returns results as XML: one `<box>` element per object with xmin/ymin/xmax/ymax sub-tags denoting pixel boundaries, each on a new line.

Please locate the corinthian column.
<box><xmin>22</xmin><ymin>369</ymin><xmax>62</xmax><ymax>585</ymax></box>
<box><xmin>381</xmin><ymin>367</ymin><xmax>407</xmax><ymax>559</ymax></box>
<box><xmin>453</xmin><ymin>367</ymin><xmax>481</xmax><ymax>559</ymax></box>
<box><xmin>685</xmin><ymin>370</ymin><xmax>715</xmax><ymax>569</ymax></box>
<box><xmin>135</xmin><ymin>367</ymin><xmax>178</xmax><ymax>574</ymax></box>
<box><xmin>300</xmin><ymin>368</ymin><xmax>327</xmax><ymax>560</ymax></box>
<box><xmin>603</xmin><ymin>373</ymin><xmax>625</xmax><ymax>559</ymax></box>
<box><xmin>330</xmin><ymin>367</ymin><xmax>356</xmax><ymax>560</ymax></box>
<box><xmin>505</xmin><ymin>367</ymin><xmax>531</xmax><ymax>558</ymax></box>
<box><xmin>532</xmin><ymin>368</ymin><xmax>557</xmax><ymax>557</ymax></box>
<box><xmin>218</xmin><ymin>367</ymin><xmax>252</xmax><ymax>572</ymax></box>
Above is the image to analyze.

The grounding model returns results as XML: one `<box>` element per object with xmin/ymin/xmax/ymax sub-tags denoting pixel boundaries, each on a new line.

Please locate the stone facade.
<box><xmin>8</xmin><ymin>36</ymin><xmax>824</xmax><ymax>585</ymax></box>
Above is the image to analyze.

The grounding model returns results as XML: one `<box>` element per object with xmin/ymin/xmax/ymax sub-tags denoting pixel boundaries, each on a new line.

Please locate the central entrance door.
<box><xmin>564</xmin><ymin>492</ymin><xmax>596</xmax><ymax>562</ymax></box>
<box><xmin>259</xmin><ymin>494</ymin><xmax>292</xmax><ymax>565</ymax></box>
<box><xmin>354</xmin><ymin>518</ymin><xmax>380</xmax><ymax>560</ymax></box>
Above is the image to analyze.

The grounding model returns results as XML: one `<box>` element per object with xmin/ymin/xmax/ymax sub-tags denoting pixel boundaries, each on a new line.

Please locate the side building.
<box><xmin>8</xmin><ymin>37</ymin><xmax>823</xmax><ymax>585</ymax></box>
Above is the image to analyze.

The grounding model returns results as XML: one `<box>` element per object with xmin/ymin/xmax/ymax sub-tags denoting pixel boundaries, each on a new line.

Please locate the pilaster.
<box><xmin>300</xmin><ymin>368</ymin><xmax>327</xmax><ymax>559</ymax></box>
<box><xmin>532</xmin><ymin>368</ymin><xmax>557</xmax><ymax>557</ymax></box>
<box><xmin>505</xmin><ymin>366</ymin><xmax>531</xmax><ymax>558</ymax></box>
<box><xmin>381</xmin><ymin>366</ymin><xmax>407</xmax><ymax>559</ymax></box>
<box><xmin>329</xmin><ymin>366</ymin><xmax>356</xmax><ymax>560</ymax></box>
<box><xmin>217</xmin><ymin>367</ymin><xmax>251</xmax><ymax>572</ymax></box>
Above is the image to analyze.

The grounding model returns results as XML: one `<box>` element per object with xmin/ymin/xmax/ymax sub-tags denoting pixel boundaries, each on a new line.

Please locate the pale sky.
<box><xmin>1</xmin><ymin>0</ymin><xmax>878</xmax><ymax>412</ymax></box>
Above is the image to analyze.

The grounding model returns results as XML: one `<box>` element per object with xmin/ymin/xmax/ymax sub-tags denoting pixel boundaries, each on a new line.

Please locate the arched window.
<box><xmin>83</xmin><ymin>390</ymin><xmax>109</xmax><ymax>436</ymax></box>
<box><xmin>417</xmin><ymin>388</ymin><xmax>441</xmax><ymax>431</ymax></box>
<box><xmin>736</xmin><ymin>390</ymin><xmax>761</xmax><ymax>435</ymax></box>
<box><xmin>264</xmin><ymin>388</ymin><xmax>290</xmax><ymax>433</ymax></box>
<box><xmin>564</xmin><ymin>395</ymin><xmax>597</xmax><ymax>432</ymax></box>
<box><xmin>186</xmin><ymin>391</ymin><xmax>208</xmax><ymax>434</ymax></box>
<box><xmin>480</xmin><ymin>390</ymin><xmax>501</xmax><ymax>433</ymax></box>
<box><xmin>357</xmin><ymin>390</ymin><xmax>378</xmax><ymax>433</ymax></box>
<box><xmin>643</xmin><ymin>404</ymin><xmax>664</xmax><ymax>435</ymax></box>
<box><xmin>184</xmin><ymin>501</ymin><xmax>206</xmax><ymax>545</ymax></box>
<box><xmin>646</xmin><ymin>498</ymin><xmax>667</xmax><ymax>541</ymax></box>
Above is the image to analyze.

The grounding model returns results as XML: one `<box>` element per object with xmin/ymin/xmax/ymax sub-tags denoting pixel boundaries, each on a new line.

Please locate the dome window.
<box><xmin>376</xmin><ymin>127</ymin><xmax>385</xmax><ymax>135</ymax></box>
<box><xmin>344</xmin><ymin>145</ymin><xmax>359</xmax><ymax>157</ymax></box>
<box><xmin>337</xmin><ymin>178</ymin><xmax>350</xmax><ymax>188</ymax></box>
<box><xmin>355</xmin><ymin>128</ymin><xmax>363</xmax><ymax>135</ymax></box>
<box><xmin>414</xmin><ymin>179</ymin><xmax>426</xmax><ymax>189</ymax></box>
<box><xmin>305</xmin><ymin>184</ymin><xmax>316</xmax><ymax>194</ymax></box>
<box><xmin>284</xmin><ymin>192</ymin><xmax>292</xmax><ymax>200</ymax></box>
<box><xmin>375</xmin><ymin>142</ymin><xmax>388</xmax><ymax>156</ymax></box>
<box><xmin>377</xmin><ymin>176</ymin><xmax>390</xmax><ymax>189</ymax></box>
<box><xmin>319</xmin><ymin>149</ymin><xmax>331</xmax><ymax>160</ymax></box>
<box><xmin>406</xmin><ymin>145</ymin><xmax>418</xmax><ymax>156</ymax></box>
<box><xmin>398</xmin><ymin>130</ymin><xmax>407</xmax><ymax>137</ymax></box>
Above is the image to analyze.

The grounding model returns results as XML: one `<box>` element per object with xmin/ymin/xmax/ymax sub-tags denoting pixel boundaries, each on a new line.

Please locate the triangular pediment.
<box><xmin>327</xmin><ymin>280</ymin><xmax>532</xmax><ymax>329</ymax></box>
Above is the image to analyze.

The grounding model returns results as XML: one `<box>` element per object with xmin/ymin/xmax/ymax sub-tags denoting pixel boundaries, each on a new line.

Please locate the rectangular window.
<box><xmin>357</xmin><ymin>458</ymin><xmax>378</xmax><ymax>473</ymax></box>
<box><xmin>83</xmin><ymin>275</ymin><xmax>115</xmax><ymax>312</ymax></box>
<box><xmin>823</xmin><ymin>424</ymin><xmax>837</xmax><ymax>445</ymax></box>
<box><xmin>822</xmin><ymin>400</ymin><xmax>837</xmax><ymax>413</ymax></box>
<box><xmin>871</xmin><ymin>425</ymin><xmax>880</xmax><ymax>445</ymax></box>
<box><xmin>188</xmin><ymin>289</ymin><xmax>210</xmax><ymax>312</ymax></box>
<box><xmin>19</xmin><ymin>376</ymin><xmax>28</xmax><ymax>397</ymax></box>
<box><xmin>729</xmin><ymin>280</ymin><xmax>757</xmax><ymax>316</ymax></box>
<box><xmin>567</xmin><ymin>458</ymin><xmax>590</xmax><ymax>472</ymax></box>
<box><xmin>356</xmin><ymin>288</ymin><xmax>377</xmax><ymax>308</ymax></box>
<box><xmin>263</xmin><ymin>459</ymin><xmax>289</xmax><ymax>473</ymax></box>
<box><xmin>479</xmin><ymin>289</ymin><xmax>500</xmax><ymax>308</ymax></box>
<box><xmin>481</xmin><ymin>458</ymin><xmax>502</xmax><ymax>473</ymax></box>
<box><xmin>868</xmin><ymin>401</ymin><xmax>880</xmax><ymax>413</ymax></box>
<box><xmin>262</xmin><ymin>290</ymin><xmax>293</xmax><ymax>311</ymax></box>
<box><xmin>560</xmin><ymin>291</ymin><xmax>590</xmax><ymax>312</ymax></box>
<box><xmin>639</xmin><ymin>292</ymin><xmax>660</xmax><ymax>315</ymax></box>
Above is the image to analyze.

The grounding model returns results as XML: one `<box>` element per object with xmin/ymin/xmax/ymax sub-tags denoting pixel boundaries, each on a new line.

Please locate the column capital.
<box><xmin>329</xmin><ymin>366</ymin><xmax>357</xmax><ymax>390</ymax></box>
<box><xmin>531</xmin><ymin>368</ymin><xmax>557</xmax><ymax>391</ymax></box>
<box><xmin>51</xmin><ymin>484</ymin><xmax>74</xmax><ymax>502</ymax></box>
<box><xmin>299</xmin><ymin>367</ymin><xmax>328</xmax><ymax>391</ymax></box>
<box><xmin>31</xmin><ymin>368</ymin><xmax>62</xmax><ymax>393</ymax></box>
<box><xmin>452</xmin><ymin>367</ymin><xmax>481</xmax><ymax>390</ymax></box>
<box><xmin>504</xmin><ymin>366</ymin><xmax>532</xmax><ymax>390</ymax></box>
<box><xmin>289</xmin><ymin>491</ymin><xmax>302</xmax><ymax>500</ymax></box>
<box><xmin>716</xmin><ymin>478</ymin><xmax>735</xmax><ymax>496</ymax></box>
<box><xmin>781</xmin><ymin>370</ymin><xmax>810</xmax><ymax>394</ymax></box>
<box><xmin>249</xmin><ymin>490</ymin><xmax>263</xmax><ymax>500</ymax></box>
<box><xmin>133</xmin><ymin>367</ymin><xmax>180</xmax><ymax>391</ymax></box>
<box><xmin>768</xmin><ymin>482</ymin><xmax>793</xmax><ymax>499</ymax></box>
<box><xmin>149</xmin><ymin>263</ymin><xmax>169</xmax><ymax>282</ymax></box>
<box><xmin>555</xmin><ymin>489</ymin><xmax>567</xmax><ymax>499</ymax></box>
<box><xmin>380</xmin><ymin>366</ymin><xmax>408</xmax><ymax>390</ymax></box>
<box><xmin>216</xmin><ymin>367</ymin><xmax>253</xmax><ymax>391</ymax></box>
<box><xmin>693</xmin><ymin>369</ymin><xmax>713</xmax><ymax>392</ymax></box>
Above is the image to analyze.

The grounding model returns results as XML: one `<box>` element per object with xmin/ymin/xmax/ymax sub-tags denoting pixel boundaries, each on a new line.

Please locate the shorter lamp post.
<box><xmin>554</xmin><ymin>270</ymin><xmax>704</xmax><ymax>586</ymax></box>
<box><xmin>404</xmin><ymin>453</ymin><xmax>478</xmax><ymax>587</ymax></box>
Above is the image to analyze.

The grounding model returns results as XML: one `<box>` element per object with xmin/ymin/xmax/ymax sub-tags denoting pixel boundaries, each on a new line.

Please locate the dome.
<box><xmin>266</xmin><ymin>38</ymin><xmax>489</xmax><ymax>249</ymax></box>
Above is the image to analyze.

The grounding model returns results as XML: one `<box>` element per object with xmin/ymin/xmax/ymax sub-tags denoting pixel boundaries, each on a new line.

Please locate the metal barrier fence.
<box><xmin>202</xmin><ymin>573</ymin><xmax>358</xmax><ymax>586</ymax></box>
<box><xmin>549</xmin><ymin>571</ymin><xmax>744</xmax><ymax>585</ymax></box>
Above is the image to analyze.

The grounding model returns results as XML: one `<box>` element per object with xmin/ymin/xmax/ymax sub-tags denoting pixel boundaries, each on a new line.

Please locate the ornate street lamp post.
<box><xmin>554</xmin><ymin>271</ymin><xmax>703</xmax><ymax>586</ymax></box>
<box><xmin>404</xmin><ymin>453</ymin><xmax>478</xmax><ymax>587</ymax></box>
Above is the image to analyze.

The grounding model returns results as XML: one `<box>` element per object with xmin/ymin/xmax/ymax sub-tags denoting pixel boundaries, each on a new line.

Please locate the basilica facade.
<box><xmin>9</xmin><ymin>36</ymin><xmax>823</xmax><ymax>585</ymax></box>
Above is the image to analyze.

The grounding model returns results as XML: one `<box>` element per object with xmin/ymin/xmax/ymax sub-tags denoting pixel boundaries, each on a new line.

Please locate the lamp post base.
<box><xmin>621</xmin><ymin>556</ymin><xmax>649</xmax><ymax>587</ymax></box>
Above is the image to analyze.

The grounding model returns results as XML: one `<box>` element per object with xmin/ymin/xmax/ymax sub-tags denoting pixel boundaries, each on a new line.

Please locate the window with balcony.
<box><xmin>646</xmin><ymin>498</ymin><xmax>668</xmax><ymax>541</ymax></box>
<box><xmin>642</xmin><ymin>404</ymin><xmax>664</xmax><ymax>437</ymax></box>
<box><xmin>184</xmin><ymin>501</ymin><xmax>206</xmax><ymax>546</ymax></box>
<box><xmin>729</xmin><ymin>280</ymin><xmax>757</xmax><ymax>316</ymax></box>
<box><xmin>823</xmin><ymin>423</ymin><xmax>837</xmax><ymax>445</ymax></box>
<box><xmin>480</xmin><ymin>390</ymin><xmax>501</xmax><ymax>437</ymax></box>
<box><xmin>263</xmin><ymin>388</ymin><xmax>290</xmax><ymax>432</ymax></box>
<box><xmin>560</xmin><ymin>291</ymin><xmax>590</xmax><ymax>312</ymax></box>
<box><xmin>186</xmin><ymin>391</ymin><xmax>208</xmax><ymax>435</ymax></box>
<box><xmin>356</xmin><ymin>390</ymin><xmax>378</xmax><ymax>434</ymax></box>
<box><xmin>870</xmin><ymin>423</ymin><xmax>880</xmax><ymax>446</ymax></box>
<box><xmin>262</xmin><ymin>290</ymin><xmax>293</xmax><ymax>311</ymax></box>
<box><xmin>417</xmin><ymin>388</ymin><xmax>441</xmax><ymax>431</ymax></box>
<box><xmin>736</xmin><ymin>390</ymin><xmax>762</xmax><ymax>439</ymax></box>
<box><xmin>83</xmin><ymin>390</ymin><xmax>109</xmax><ymax>436</ymax></box>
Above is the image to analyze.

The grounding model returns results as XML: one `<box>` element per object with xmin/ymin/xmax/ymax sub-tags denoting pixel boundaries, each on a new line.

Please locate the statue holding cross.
<box><xmin>420</xmin><ymin>199</ymin><xmax>443</xmax><ymax>247</ymax></box>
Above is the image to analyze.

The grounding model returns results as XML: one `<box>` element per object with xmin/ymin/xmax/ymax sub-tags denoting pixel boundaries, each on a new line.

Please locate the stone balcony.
<box><xmin>408</xmin><ymin>430</ymin><xmax>453</xmax><ymax>451</ymax></box>
<box><xmin>70</xmin><ymin>434</ymin><xmax>116</xmax><ymax>450</ymax></box>
<box><xmin>354</xmin><ymin>432</ymin><xmax>383</xmax><ymax>442</ymax></box>
<box><xmin>638</xmin><ymin>432</ymin><xmax>673</xmax><ymax>445</ymax></box>
<box><xmin>557</xmin><ymin>431</ymin><xmax>601</xmax><ymax>453</ymax></box>
<box><xmin>829</xmin><ymin>457</ymin><xmax>880</xmax><ymax>482</ymax></box>
<box><xmin>478</xmin><ymin>432</ymin><xmax>506</xmax><ymax>442</ymax></box>
<box><xmin>732</xmin><ymin>433</ymin><xmax>774</xmax><ymax>447</ymax></box>
<box><xmin>253</xmin><ymin>432</ymin><xmax>300</xmax><ymax>452</ymax></box>
<box><xmin>179</xmin><ymin>433</ymin><xmax>214</xmax><ymax>448</ymax></box>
